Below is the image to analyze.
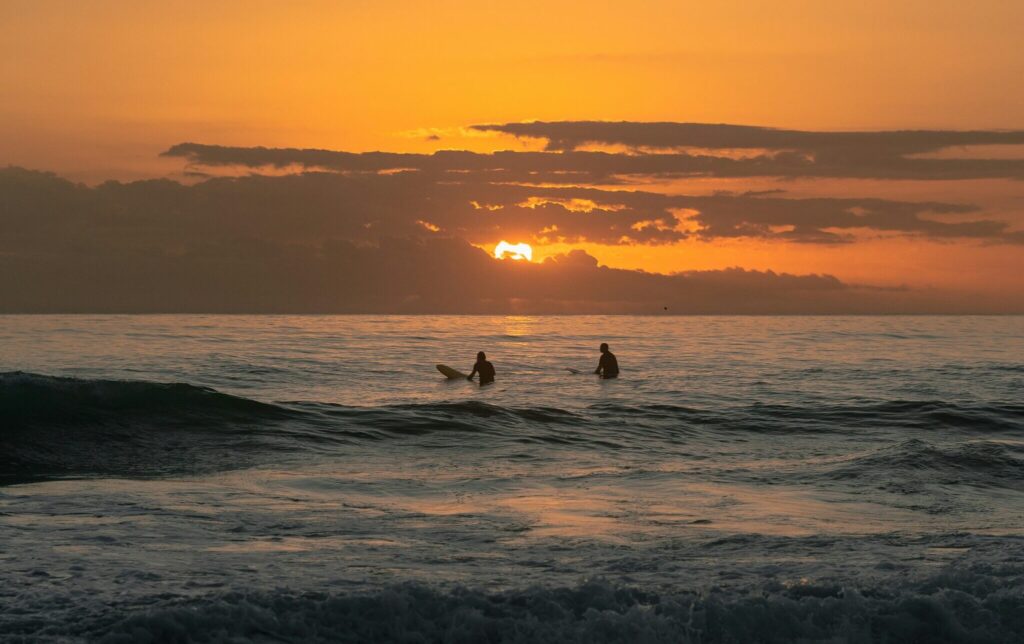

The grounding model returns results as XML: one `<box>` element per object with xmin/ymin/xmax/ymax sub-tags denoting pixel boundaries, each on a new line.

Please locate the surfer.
<box><xmin>594</xmin><ymin>343</ymin><xmax>619</xmax><ymax>379</ymax></box>
<box><xmin>468</xmin><ymin>351</ymin><xmax>495</xmax><ymax>386</ymax></box>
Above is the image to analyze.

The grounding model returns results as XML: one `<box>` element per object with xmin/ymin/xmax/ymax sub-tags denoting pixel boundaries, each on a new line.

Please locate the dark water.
<box><xmin>1</xmin><ymin>315</ymin><xmax>1023</xmax><ymax>642</ymax></box>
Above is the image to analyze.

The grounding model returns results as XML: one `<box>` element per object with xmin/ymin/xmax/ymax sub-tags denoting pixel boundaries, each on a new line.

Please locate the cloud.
<box><xmin>1</xmin><ymin>167</ymin><xmax>1018</xmax><ymax>313</ymax></box>
<box><xmin>677</xmin><ymin>195</ymin><xmax>989</xmax><ymax>244</ymax></box>
<box><xmin>8</xmin><ymin>164</ymin><xmax>1018</xmax><ymax>249</ymax></box>
<box><xmin>11</xmin><ymin>120</ymin><xmax>1024</xmax><ymax>313</ymax></box>
<box><xmin>467</xmin><ymin>121</ymin><xmax>1024</xmax><ymax>181</ymax></box>
<box><xmin>160</xmin><ymin>145</ymin><xmax>1022</xmax><ymax>245</ymax></box>
<box><xmin>165</xmin><ymin>139</ymin><xmax>1024</xmax><ymax>182</ymax></box>
<box><xmin>470</xmin><ymin>121</ymin><xmax>1024</xmax><ymax>152</ymax></box>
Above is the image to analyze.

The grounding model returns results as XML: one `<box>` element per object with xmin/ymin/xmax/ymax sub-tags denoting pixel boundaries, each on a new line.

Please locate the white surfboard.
<box><xmin>436</xmin><ymin>364</ymin><xmax>468</xmax><ymax>379</ymax></box>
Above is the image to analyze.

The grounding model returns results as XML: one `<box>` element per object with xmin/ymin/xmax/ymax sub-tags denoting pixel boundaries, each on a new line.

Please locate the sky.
<box><xmin>1</xmin><ymin>1</ymin><xmax>1022</xmax><ymax>312</ymax></box>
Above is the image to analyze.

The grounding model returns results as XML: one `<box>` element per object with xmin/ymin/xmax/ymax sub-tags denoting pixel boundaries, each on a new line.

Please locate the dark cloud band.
<box><xmin>1</xmin><ymin>167</ymin><xmax>1019</xmax><ymax>313</ymax></box>
<box><xmin>159</xmin><ymin>144</ymin><xmax>1022</xmax><ymax>245</ymax></box>
<box><xmin>470</xmin><ymin>121</ymin><xmax>1024</xmax><ymax>154</ymax></box>
<box><xmin>164</xmin><ymin>139</ymin><xmax>1024</xmax><ymax>182</ymax></box>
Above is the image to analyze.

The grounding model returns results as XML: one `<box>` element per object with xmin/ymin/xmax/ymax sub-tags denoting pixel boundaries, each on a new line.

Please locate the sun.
<box><xmin>494</xmin><ymin>241</ymin><xmax>533</xmax><ymax>261</ymax></box>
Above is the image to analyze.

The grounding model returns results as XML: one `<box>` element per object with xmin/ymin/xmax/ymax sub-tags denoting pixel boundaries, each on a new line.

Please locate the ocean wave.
<box><xmin>4</xmin><ymin>372</ymin><xmax>1022</xmax><ymax>485</ymax></box>
<box><xmin>305</xmin><ymin>401</ymin><xmax>591</xmax><ymax>447</ymax></box>
<box><xmin>22</xmin><ymin>575</ymin><xmax>1023</xmax><ymax>643</ymax></box>
<box><xmin>744</xmin><ymin>400</ymin><xmax>1024</xmax><ymax>434</ymax></box>
<box><xmin>819</xmin><ymin>438</ymin><xmax>1024</xmax><ymax>489</ymax></box>
<box><xmin>2</xmin><ymin>370</ymin><xmax>295</xmax><ymax>425</ymax></box>
<box><xmin>588</xmin><ymin>400</ymin><xmax>1024</xmax><ymax>434</ymax></box>
<box><xmin>1</xmin><ymin>372</ymin><xmax>303</xmax><ymax>484</ymax></box>
<box><xmin>0</xmin><ymin>373</ymin><xmax>594</xmax><ymax>483</ymax></box>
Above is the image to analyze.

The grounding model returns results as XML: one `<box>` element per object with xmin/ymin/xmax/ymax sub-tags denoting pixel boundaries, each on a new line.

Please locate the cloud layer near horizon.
<box><xmin>1</xmin><ymin>167</ymin><xmax>1018</xmax><ymax>313</ymax></box>
<box><xmin>163</xmin><ymin>142</ymin><xmax>1024</xmax><ymax>247</ymax></box>
<box><xmin>5</xmin><ymin>122</ymin><xmax>1024</xmax><ymax>313</ymax></box>
<box><xmin>168</xmin><ymin>119</ymin><xmax>1024</xmax><ymax>183</ymax></box>
<box><xmin>472</xmin><ymin>121</ymin><xmax>1024</xmax><ymax>153</ymax></box>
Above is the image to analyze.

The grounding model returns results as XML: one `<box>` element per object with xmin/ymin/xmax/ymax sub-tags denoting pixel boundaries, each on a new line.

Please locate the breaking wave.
<box><xmin>35</xmin><ymin>576</ymin><xmax>1024</xmax><ymax>643</ymax></box>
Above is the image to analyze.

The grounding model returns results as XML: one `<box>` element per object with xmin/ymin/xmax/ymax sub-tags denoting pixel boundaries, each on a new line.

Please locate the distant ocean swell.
<box><xmin>18</xmin><ymin>575</ymin><xmax>1024</xmax><ymax>643</ymax></box>
<box><xmin>2</xmin><ymin>372</ymin><xmax>1022</xmax><ymax>485</ymax></box>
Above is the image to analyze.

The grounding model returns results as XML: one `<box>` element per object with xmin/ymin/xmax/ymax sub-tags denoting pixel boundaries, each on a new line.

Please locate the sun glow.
<box><xmin>494</xmin><ymin>241</ymin><xmax>533</xmax><ymax>261</ymax></box>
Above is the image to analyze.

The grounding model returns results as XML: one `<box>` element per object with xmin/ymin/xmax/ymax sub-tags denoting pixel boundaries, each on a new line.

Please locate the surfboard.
<box><xmin>566</xmin><ymin>368</ymin><xmax>582</xmax><ymax>374</ymax></box>
<box><xmin>436</xmin><ymin>364</ymin><xmax>468</xmax><ymax>379</ymax></box>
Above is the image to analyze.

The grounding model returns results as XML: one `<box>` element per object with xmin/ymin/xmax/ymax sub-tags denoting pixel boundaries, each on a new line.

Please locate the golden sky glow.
<box><xmin>5</xmin><ymin>0</ymin><xmax>1024</xmax><ymax>178</ymax></box>
<box><xmin>1</xmin><ymin>0</ymin><xmax>1022</xmax><ymax>299</ymax></box>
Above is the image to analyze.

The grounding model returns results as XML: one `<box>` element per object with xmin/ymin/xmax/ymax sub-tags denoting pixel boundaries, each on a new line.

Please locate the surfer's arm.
<box><xmin>467</xmin><ymin>365</ymin><xmax>477</xmax><ymax>380</ymax></box>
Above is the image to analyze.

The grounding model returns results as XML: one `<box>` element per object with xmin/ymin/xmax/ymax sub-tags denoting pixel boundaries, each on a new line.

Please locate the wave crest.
<box><xmin>56</xmin><ymin>577</ymin><xmax>1024</xmax><ymax>643</ymax></box>
<box><xmin>2</xmin><ymin>371</ymin><xmax>292</xmax><ymax>425</ymax></box>
<box><xmin>1</xmin><ymin>372</ymin><xmax>298</xmax><ymax>484</ymax></box>
<box><xmin>818</xmin><ymin>438</ymin><xmax>1024</xmax><ymax>492</ymax></box>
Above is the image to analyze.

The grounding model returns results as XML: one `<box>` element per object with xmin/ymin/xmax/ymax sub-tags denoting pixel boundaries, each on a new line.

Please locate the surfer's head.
<box><xmin>600</xmin><ymin>343</ymin><xmax>609</xmax><ymax>353</ymax></box>
<box><xmin>477</xmin><ymin>351</ymin><xmax>486</xmax><ymax>361</ymax></box>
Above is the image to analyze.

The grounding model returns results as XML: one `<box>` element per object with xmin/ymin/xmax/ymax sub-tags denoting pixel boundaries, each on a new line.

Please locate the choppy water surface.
<box><xmin>2</xmin><ymin>315</ymin><xmax>1023</xmax><ymax>642</ymax></box>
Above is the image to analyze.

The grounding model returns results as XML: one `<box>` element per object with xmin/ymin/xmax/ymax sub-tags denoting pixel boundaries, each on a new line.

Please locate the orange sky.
<box><xmin>2</xmin><ymin>0</ymin><xmax>1022</xmax><ymax>296</ymax></box>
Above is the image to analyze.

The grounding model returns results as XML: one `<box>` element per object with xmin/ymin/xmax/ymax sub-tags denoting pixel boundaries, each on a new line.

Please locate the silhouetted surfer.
<box><xmin>595</xmin><ymin>343</ymin><xmax>619</xmax><ymax>379</ymax></box>
<box><xmin>468</xmin><ymin>351</ymin><xmax>495</xmax><ymax>386</ymax></box>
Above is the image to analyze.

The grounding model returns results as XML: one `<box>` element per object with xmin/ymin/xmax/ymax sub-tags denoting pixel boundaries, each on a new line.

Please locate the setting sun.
<box><xmin>494</xmin><ymin>241</ymin><xmax>533</xmax><ymax>261</ymax></box>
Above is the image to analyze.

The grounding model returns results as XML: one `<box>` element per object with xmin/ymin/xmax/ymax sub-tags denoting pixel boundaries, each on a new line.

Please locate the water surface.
<box><xmin>2</xmin><ymin>315</ymin><xmax>1022</xmax><ymax>641</ymax></box>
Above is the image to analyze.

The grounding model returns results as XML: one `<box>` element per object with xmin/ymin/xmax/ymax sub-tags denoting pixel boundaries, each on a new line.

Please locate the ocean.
<box><xmin>1</xmin><ymin>315</ymin><xmax>1023</xmax><ymax>642</ymax></box>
